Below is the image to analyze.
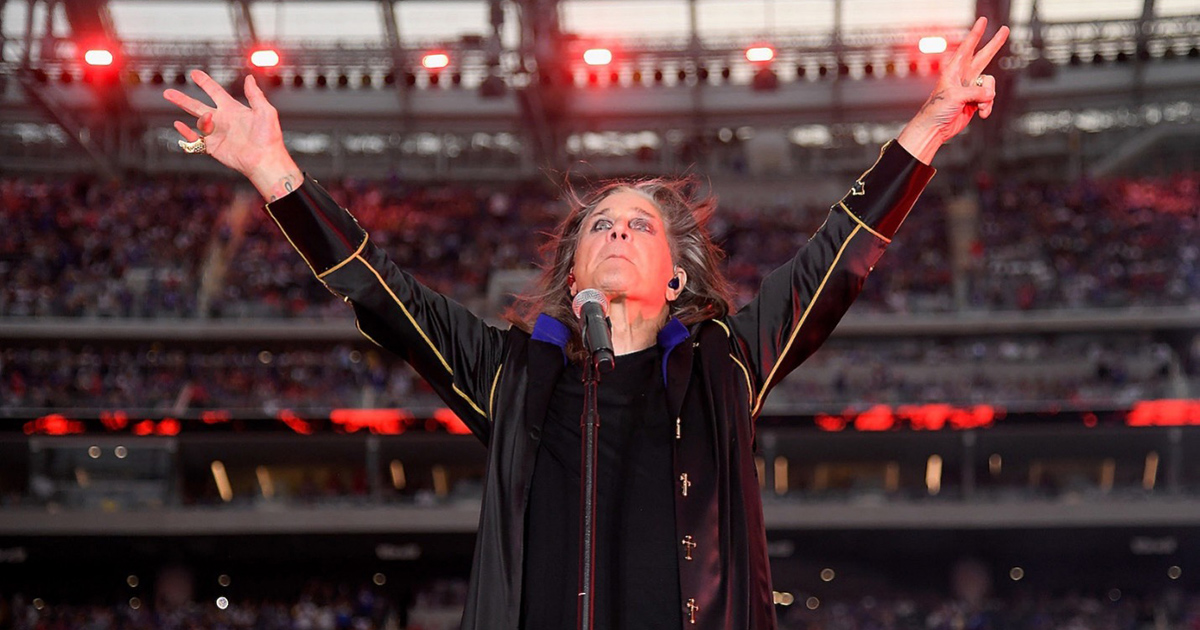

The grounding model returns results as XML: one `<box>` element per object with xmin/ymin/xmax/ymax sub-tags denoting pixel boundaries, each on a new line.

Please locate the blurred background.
<box><xmin>0</xmin><ymin>0</ymin><xmax>1199</xmax><ymax>628</ymax></box>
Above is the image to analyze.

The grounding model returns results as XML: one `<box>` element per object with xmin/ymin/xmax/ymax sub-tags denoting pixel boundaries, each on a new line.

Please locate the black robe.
<box><xmin>264</xmin><ymin>140</ymin><xmax>935</xmax><ymax>629</ymax></box>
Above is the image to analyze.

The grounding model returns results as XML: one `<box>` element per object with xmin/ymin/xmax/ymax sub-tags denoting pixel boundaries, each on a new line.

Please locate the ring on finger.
<box><xmin>179</xmin><ymin>137</ymin><xmax>207</xmax><ymax>154</ymax></box>
<box><xmin>974</xmin><ymin>74</ymin><xmax>988</xmax><ymax>87</ymax></box>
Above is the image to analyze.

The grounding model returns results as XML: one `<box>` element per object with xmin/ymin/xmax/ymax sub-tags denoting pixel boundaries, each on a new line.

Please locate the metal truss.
<box><xmin>0</xmin><ymin>9</ymin><xmax>1198</xmax><ymax>178</ymax></box>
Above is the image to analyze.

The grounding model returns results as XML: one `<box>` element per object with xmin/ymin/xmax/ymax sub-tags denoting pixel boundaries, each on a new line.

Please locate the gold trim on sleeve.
<box><xmin>318</xmin><ymin>235</ymin><xmax>369</xmax><ymax>279</ymax></box>
<box><xmin>355</xmin><ymin>254</ymin><xmax>488</xmax><ymax>419</ymax></box>
<box><xmin>838</xmin><ymin>202</ymin><xmax>891</xmax><ymax>243</ymax></box>
<box><xmin>488</xmin><ymin>364</ymin><xmax>504</xmax><ymax>420</ymax></box>
<box><xmin>752</xmin><ymin>225</ymin><xmax>862</xmax><ymax>417</ymax></box>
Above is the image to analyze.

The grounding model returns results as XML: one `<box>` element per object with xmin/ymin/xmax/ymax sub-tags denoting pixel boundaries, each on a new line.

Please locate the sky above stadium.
<box><xmin>3</xmin><ymin>0</ymin><xmax>1197</xmax><ymax>44</ymax></box>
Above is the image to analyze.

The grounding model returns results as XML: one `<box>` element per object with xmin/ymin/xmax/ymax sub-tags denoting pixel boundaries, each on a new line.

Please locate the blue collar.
<box><xmin>531</xmin><ymin>314</ymin><xmax>691</xmax><ymax>381</ymax></box>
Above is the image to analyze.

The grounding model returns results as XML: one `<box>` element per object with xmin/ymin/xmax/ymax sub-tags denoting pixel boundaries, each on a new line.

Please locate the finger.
<box><xmin>969</xmin><ymin>25</ymin><xmax>1010</xmax><ymax>78</ymax></box>
<box><xmin>190</xmin><ymin>69</ymin><xmax>240</xmax><ymax>108</ymax></box>
<box><xmin>198</xmin><ymin>112</ymin><xmax>216</xmax><ymax>136</ymax></box>
<box><xmin>948</xmin><ymin>17</ymin><xmax>987</xmax><ymax>75</ymax></box>
<box><xmin>960</xmin><ymin>85</ymin><xmax>995</xmax><ymax>107</ymax></box>
<box><xmin>163</xmin><ymin>88</ymin><xmax>214</xmax><ymax>119</ymax></box>
<box><xmin>979</xmin><ymin>102</ymin><xmax>993</xmax><ymax>119</ymax></box>
<box><xmin>244</xmin><ymin>74</ymin><xmax>272</xmax><ymax>110</ymax></box>
<box><xmin>174</xmin><ymin>121</ymin><xmax>200</xmax><ymax>143</ymax></box>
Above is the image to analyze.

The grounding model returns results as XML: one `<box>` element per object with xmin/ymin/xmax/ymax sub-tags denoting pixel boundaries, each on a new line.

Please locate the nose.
<box><xmin>608</xmin><ymin>226</ymin><xmax>629</xmax><ymax>241</ymax></box>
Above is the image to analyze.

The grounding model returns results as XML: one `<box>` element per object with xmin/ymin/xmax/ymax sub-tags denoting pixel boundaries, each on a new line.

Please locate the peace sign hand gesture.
<box><xmin>897</xmin><ymin>17</ymin><xmax>1010</xmax><ymax>164</ymax></box>
<box><xmin>163</xmin><ymin>70</ymin><xmax>302</xmax><ymax>201</ymax></box>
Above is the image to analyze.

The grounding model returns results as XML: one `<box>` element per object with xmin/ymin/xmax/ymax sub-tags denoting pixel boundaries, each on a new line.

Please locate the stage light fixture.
<box><xmin>583</xmin><ymin>48</ymin><xmax>612</xmax><ymax>66</ymax></box>
<box><xmin>292</xmin><ymin>74</ymin><xmax>305</xmax><ymax>88</ymax></box>
<box><xmin>315</xmin><ymin>73</ymin><xmax>328</xmax><ymax>88</ymax></box>
<box><xmin>863</xmin><ymin>62</ymin><xmax>875</xmax><ymax>76</ymax></box>
<box><xmin>918</xmin><ymin>36</ymin><xmax>947</xmax><ymax>55</ymax></box>
<box><xmin>337</xmin><ymin>73</ymin><xmax>350</xmax><ymax>88</ymax></box>
<box><xmin>268</xmin><ymin>74</ymin><xmax>283</xmax><ymax>88</ymax></box>
<box><xmin>752</xmin><ymin>66</ymin><xmax>778</xmax><ymax>91</ymax></box>
<box><xmin>384</xmin><ymin>72</ymin><xmax>396</xmax><ymax>86</ymax></box>
<box><xmin>677</xmin><ymin>68</ymin><xmax>687</xmax><ymax>82</ymax></box>
<box><xmin>653</xmin><ymin>69</ymin><xmax>664</xmax><ymax>84</ymax></box>
<box><xmin>249</xmin><ymin>49</ymin><xmax>280</xmax><ymax>69</ymax></box>
<box><xmin>174</xmin><ymin>72</ymin><xmax>187</xmax><ymax>86</ymax></box>
<box><xmin>452</xmin><ymin>72</ymin><xmax>463</xmax><ymax>86</ymax></box>
<box><xmin>360</xmin><ymin>74</ymin><xmax>373</xmax><ymax>87</ymax></box>
<box><xmin>697</xmin><ymin>66</ymin><xmax>709</xmax><ymax>82</ymax></box>
<box><xmin>60</xmin><ymin>69</ymin><xmax>74</xmax><ymax>84</ymax></box>
<box><xmin>609</xmin><ymin>70</ymin><xmax>619</xmax><ymax>84</ymax></box>
<box><xmin>721</xmin><ymin>66</ymin><xmax>732</xmax><ymax>81</ymax></box>
<box><xmin>746</xmin><ymin>46</ymin><xmax>775</xmax><ymax>63</ymax></box>
<box><xmin>421</xmin><ymin>53</ymin><xmax>450</xmax><ymax>70</ymax></box>
<box><xmin>84</xmin><ymin>49</ymin><xmax>115</xmax><ymax>66</ymax></box>
<box><xmin>795</xmin><ymin>64</ymin><xmax>806</xmax><ymax>79</ymax></box>
<box><xmin>631</xmin><ymin>69</ymin><xmax>643</xmax><ymax>84</ymax></box>
<box><xmin>586</xmin><ymin>71</ymin><xmax>599</xmax><ymax>86</ymax></box>
<box><xmin>479</xmin><ymin>73</ymin><xmax>506</xmax><ymax>98</ymax></box>
<box><xmin>428</xmin><ymin>72</ymin><xmax>441</xmax><ymax>87</ymax></box>
<box><xmin>32</xmin><ymin>68</ymin><xmax>48</xmax><ymax>83</ymax></box>
<box><xmin>150</xmin><ymin>71</ymin><xmax>165</xmax><ymax>85</ymax></box>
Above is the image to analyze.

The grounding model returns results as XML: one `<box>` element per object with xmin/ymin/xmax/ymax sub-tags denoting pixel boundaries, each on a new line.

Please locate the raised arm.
<box><xmin>164</xmin><ymin>71</ymin><xmax>505</xmax><ymax>442</ymax></box>
<box><xmin>726</xmin><ymin>18</ymin><xmax>1009</xmax><ymax>417</ymax></box>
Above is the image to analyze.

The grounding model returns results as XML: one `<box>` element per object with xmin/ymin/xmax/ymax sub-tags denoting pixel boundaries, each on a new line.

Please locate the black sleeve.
<box><xmin>264</xmin><ymin>178</ymin><xmax>506</xmax><ymax>442</ymax></box>
<box><xmin>724</xmin><ymin>140</ymin><xmax>936</xmax><ymax>417</ymax></box>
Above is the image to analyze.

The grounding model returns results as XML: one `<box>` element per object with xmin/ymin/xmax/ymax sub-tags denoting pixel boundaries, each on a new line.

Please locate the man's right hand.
<box><xmin>164</xmin><ymin>69</ymin><xmax>303</xmax><ymax>201</ymax></box>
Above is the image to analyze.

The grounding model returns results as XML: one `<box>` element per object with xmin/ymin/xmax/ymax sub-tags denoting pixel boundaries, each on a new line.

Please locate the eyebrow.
<box><xmin>594</xmin><ymin>207</ymin><xmax>659</xmax><ymax>220</ymax></box>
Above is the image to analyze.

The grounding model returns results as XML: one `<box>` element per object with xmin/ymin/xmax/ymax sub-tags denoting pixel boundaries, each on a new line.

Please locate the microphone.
<box><xmin>572</xmin><ymin>289</ymin><xmax>615</xmax><ymax>372</ymax></box>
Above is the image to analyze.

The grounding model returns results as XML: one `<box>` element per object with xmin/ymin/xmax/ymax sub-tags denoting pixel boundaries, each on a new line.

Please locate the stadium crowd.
<box><xmin>0</xmin><ymin>333</ymin><xmax>1190</xmax><ymax>413</ymax></box>
<box><xmin>4</xmin><ymin>581</ymin><xmax>1198</xmax><ymax>630</ymax></box>
<box><xmin>0</xmin><ymin>170</ymin><xmax>1196</xmax><ymax>320</ymax></box>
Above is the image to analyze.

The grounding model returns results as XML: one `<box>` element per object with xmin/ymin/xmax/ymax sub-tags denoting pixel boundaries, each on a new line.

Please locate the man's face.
<box><xmin>570</xmin><ymin>189</ymin><xmax>676</xmax><ymax>309</ymax></box>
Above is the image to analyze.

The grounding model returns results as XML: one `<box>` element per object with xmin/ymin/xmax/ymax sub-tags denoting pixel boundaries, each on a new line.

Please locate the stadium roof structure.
<box><xmin>0</xmin><ymin>0</ymin><xmax>1198</xmax><ymax>179</ymax></box>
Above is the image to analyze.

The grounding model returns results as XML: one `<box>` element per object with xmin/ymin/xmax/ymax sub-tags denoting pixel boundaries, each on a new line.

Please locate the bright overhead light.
<box><xmin>421</xmin><ymin>53</ymin><xmax>450</xmax><ymax>70</ymax></box>
<box><xmin>583</xmin><ymin>48</ymin><xmax>613</xmax><ymax>66</ymax></box>
<box><xmin>745</xmin><ymin>46</ymin><xmax>775</xmax><ymax>63</ymax></box>
<box><xmin>250</xmin><ymin>49</ymin><xmax>280</xmax><ymax>68</ymax></box>
<box><xmin>919</xmin><ymin>36</ymin><xmax>948</xmax><ymax>54</ymax></box>
<box><xmin>84</xmin><ymin>49</ymin><xmax>114</xmax><ymax>66</ymax></box>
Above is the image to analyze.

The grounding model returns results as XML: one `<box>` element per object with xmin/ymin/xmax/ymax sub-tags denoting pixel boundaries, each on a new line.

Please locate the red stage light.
<box><xmin>421</xmin><ymin>53</ymin><xmax>450</xmax><ymax>70</ymax></box>
<box><xmin>84</xmin><ymin>48</ymin><xmax>114</xmax><ymax>66</ymax></box>
<box><xmin>918</xmin><ymin>36</ymin><xmax>948</xmax><ymax>54</ymax></box>
<box><xmin>745</xmin><ymin>46</ymin><xmax>775</xmax><ymax>63</ymax></box>
<box><xmin>249</xmin><ymin>48</ymin><xmax>280</xmax><ymax>68</ymax></box>
<box><xmin>583</xmin><ymin>48</ymin><xmax>613</xmax><ymax>66</ymax></box>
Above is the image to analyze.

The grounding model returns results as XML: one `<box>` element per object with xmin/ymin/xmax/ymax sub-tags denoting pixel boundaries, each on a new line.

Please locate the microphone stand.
<box><xmin>577</xmin><ymin>350</ymin><xmax>601</xmax><ymax>630</ymax></box>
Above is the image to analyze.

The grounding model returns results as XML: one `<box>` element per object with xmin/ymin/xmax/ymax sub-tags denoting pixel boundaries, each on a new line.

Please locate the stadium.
<box><xmin>0</xmin><ymin>0</ymin><xmax>1198</xmax><ymax>628</ymax></box>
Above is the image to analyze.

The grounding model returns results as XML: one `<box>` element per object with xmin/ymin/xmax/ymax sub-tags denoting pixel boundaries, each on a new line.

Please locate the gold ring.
<box><xmin>974</xmin><ymin>74</ymin><xmax>986</xmax><ymax>87</ymax></box>
<box><xmin>178</xmin><ymin>137</ymin><xmax>207</xmax><ymax>154</ymax></box>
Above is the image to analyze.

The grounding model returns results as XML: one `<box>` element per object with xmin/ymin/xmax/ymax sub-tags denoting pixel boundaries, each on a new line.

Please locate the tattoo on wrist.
<box><xmin>268</xmin><ymin>174</ymin><xmax>299</xmax><ymax>202</ymax></box>
<box><xmin>919</xmin><ymin>90</ymin><xmax>946</xmax><ymax>115</ymax></box>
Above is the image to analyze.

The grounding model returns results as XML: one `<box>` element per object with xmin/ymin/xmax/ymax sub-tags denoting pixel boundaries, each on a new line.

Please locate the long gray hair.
<box><xmin>506</xmin><ymin>176</ymin><xmax>734</xmax><ymax>362</ymax></box>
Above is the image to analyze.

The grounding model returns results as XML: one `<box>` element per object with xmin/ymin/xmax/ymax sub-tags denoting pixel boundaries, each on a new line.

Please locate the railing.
<box><xmin>3</xmin><ymin>15</ymin><xmax>1197</xmax><ymax>89</ymax></box>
